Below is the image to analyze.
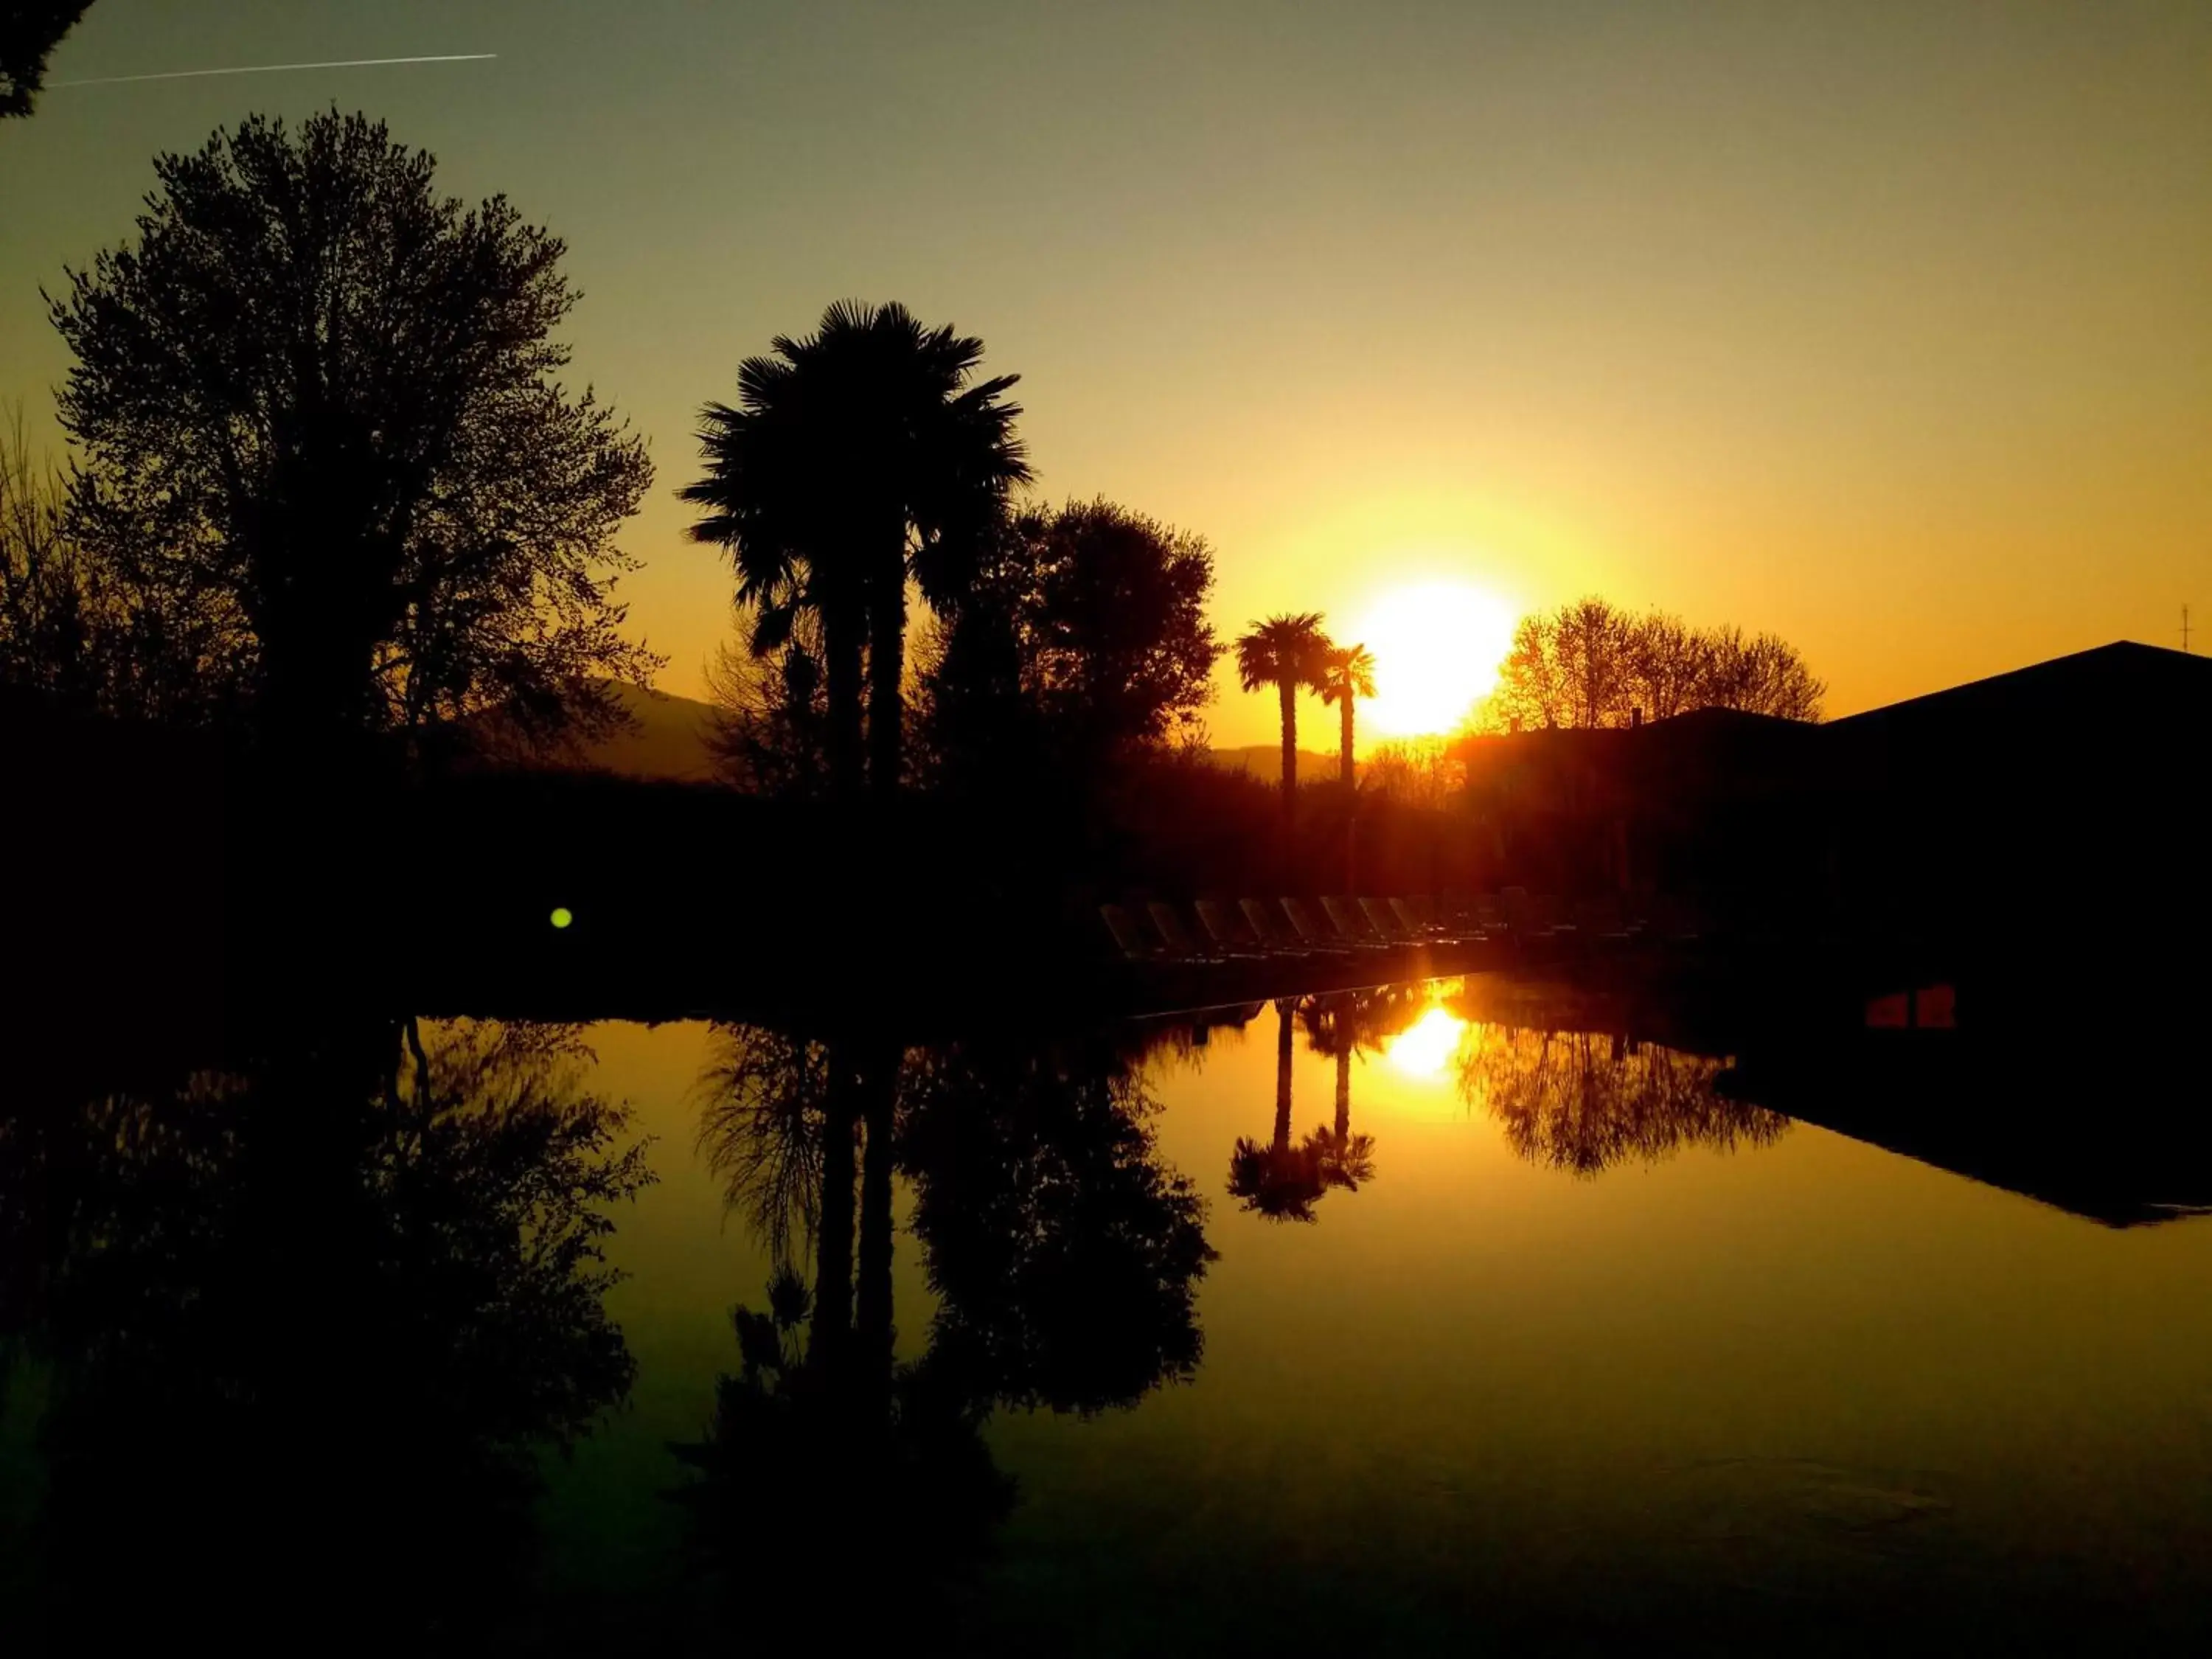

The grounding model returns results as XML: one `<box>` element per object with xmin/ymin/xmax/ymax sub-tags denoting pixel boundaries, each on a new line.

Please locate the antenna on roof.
<box><xmin>2184</xmin><ymin>605</ymin><xmax>2194</xmax><ymax>654</ymax></box>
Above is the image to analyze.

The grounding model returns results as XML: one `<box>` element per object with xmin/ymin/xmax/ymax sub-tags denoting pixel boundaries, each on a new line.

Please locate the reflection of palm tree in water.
<box><xmin>1228</xmin><ymin>1000</ymin><xmax>1331</xmax><ymax>1221</ymax></box>
<box><xmin>681</xmin><ymin>1032</ymin><xmax>1004</xmax><ymax>1634</ymax></box>
<box><xmin>1302</xmin><ymin>990</ymin><xmax>1410</xmax><ymax>1194</ymax></box>
<box><xmin>693</xmin><ymin>1028</ymin><xmax>903</xmax><ymax>1386</ymax></box>
<box><xmin>1225</xmin><ymin>986</ymin><xmax>1429</xmax><ymax>1220</ymax></box>
<box><xmin>683</xmin><ymin>1024</ymin><xmax>1212</xmax><ymax>1629</ymax></box>
<box><xmin>1310</xmin><ymin>1043</ymin><xmax>1377</xmax><ymax>1192</ymax></box>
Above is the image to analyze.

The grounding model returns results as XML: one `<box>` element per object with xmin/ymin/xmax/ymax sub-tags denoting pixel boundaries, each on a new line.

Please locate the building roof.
<box><xmin>1827</xmin><ymin>640</ymin><xmax>2211</xmax><ymax>737</ymax></box>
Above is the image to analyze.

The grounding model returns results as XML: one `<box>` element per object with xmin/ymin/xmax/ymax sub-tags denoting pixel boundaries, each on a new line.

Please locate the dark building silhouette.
<box><xmin>1454</xmin><ymin>641</ymin><xmax>2210</xmax><ymax>1007</ymax></box>
<box><xmin>1820</xmin><ymin>641</ymin><xmax>2208</xmax><ymax>960</ymax></box>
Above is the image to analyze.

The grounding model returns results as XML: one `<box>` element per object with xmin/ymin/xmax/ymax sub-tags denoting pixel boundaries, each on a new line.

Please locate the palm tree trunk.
<box><xmin>866</xmin><ymin>567</ymin><xmax>905</xmax><ymax>799</ymax></box>
<box><xmin>824</xmin><ymin>603</ymin><xmax>865</xmax><ymax>799</ymax></box>
<box><xmin>807</xmin><ymin>1051</ymin><xmax>858</xmax><ymax>1371</ymax></box>
<box><xmin>1339</xmin><ymin>695</ymin><xmax>1357</xmax><ymax>891</ymax></box>
<box><xmin>1278</xmin><ymin>678</ymin><xmax>1298</xmax><ymax>819</ymax></box>
<box><xmin>855</xmin><ymin>1043</ymin><xmax>897</xmax><ymax>1400</ymax></box>
<box><xmin>1274</xmin><ymin>999</ymin><xmax>1295</xmax><ymax>1152</ymax></box>
<box><xmin>1335</xmin><ymin>1046</ymin><xmax>1351</xmax><ymax>1141</ymax></box>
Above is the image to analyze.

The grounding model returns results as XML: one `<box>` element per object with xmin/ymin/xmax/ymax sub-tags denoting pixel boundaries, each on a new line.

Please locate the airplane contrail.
<box><xmin>54</xmin><ymin>54</ymin><xmax>497</xmax><ymax>89</ymax></box>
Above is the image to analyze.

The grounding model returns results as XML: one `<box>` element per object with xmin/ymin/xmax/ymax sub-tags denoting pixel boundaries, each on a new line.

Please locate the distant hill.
<box><xmin>567</xmin><ymin>682</ymin><xmax>722</xmax><ymax>782</ymax></box>
<box><xmin>467</xmin><ymin>681</ymin><xmax>723</xmax><ymax>782</ymax></box>
<box><xmin>497</xmin><ymin>697</ymin><xmax>1368</xmax><ymax>787</ymax></box>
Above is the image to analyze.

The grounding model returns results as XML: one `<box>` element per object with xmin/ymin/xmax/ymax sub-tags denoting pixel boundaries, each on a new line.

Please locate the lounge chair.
<box><xmin>1150</xmin><ymin>900</ymin><xmax>1261</xmax><ymax>960</ymax></box>
<box><xmin>1319</xmin><ymin>895</ymin><xmax>1399</xmax><ymax>950</ymax></box>
<box><xmin>1243</xmin><ymin>897</ymin><xmax>1348</xmax><ymax>955</ymax></box>
<box><xmin>1100</xmin><ymin>902</ymin><xmax>1161</xmax><ymax>960</ymax></box>
<box><xmin>1198</xmin><ymin>898</ymin><xmax>1301</xmax><ymax>957</ymax></box>
<box><xmin>1389</xmin><ymin>898</ymin><xmax>1442</xmax><ymax>938</ymax></box>
<box><xmin>1282</xmin><ymin>897</ymin><xmax>1383</xmax><ymax>952</ymax></box>
<box><xmin>1360</xmin><ymin>895</ymin><xmax>1408</xmax><ymax>938</ymax></box>
<box><xmin>1141</xmin><ymin>911</ymin><xmax>1248</xmax><ymax>960</ymax></box>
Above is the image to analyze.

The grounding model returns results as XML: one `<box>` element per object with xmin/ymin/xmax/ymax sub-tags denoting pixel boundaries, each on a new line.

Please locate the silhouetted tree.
<box><xmin>919</xmin><ymin>496</ymin><xmax>1222</xmax><ymax>790</ymax></box>
<box><xmin>684</xmin><ymin>301</ymin><xmax>1030</xmax><ymax>798</ymax></box>
<box><xmin>1318</xmin><ymin>641</ymin><xmax>1375</xmax><ymax>796</ymax></box>
<box><xmin>1482</xmin><ymin>597</ymin><xmax>1824</xmax><ymax>731</ymax></box>
<box><xmin>699</xmin><ymin>628</ymin><xmax>835</xmax><ymax>795</ymax></box>
<box><xmin>1</xmin><ymin>403</ymin><xmax>227</xmax><ymax>718</ymax></box>
<box><xmin>0</xmin><ymin>3</ymin><xmax>91</xmax><ymax>117</ymax></box>
<box><xmin>1361</xmin><ymin>735</ymin><xmax>1462</xmax><ymax>808</ymax></box>
<box><xmin>1698</xmin><ymin>623</ymin><xmax>1828</xmax><ymax>721</ymax></box>
<box><xmin>1235</xmin><ymin>612</ymin><xmax>1333</xmax><ymax>816</ymax></box>
<box><xmin>46</xmin><ymin>112</ymin><xmax>656</xmax><ymax>755</ymax></box>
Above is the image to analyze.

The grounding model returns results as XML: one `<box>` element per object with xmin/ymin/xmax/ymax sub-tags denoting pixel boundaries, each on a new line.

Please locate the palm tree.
<box><xmin>1317</xmin><ymin>643</ymin><xmax>1375</xmax><ymax>796</ymax></box>
<box><xmin>1234</xmin><ymin>612</ymin><xmax>1332</xmax><ymax>816</ymax></box>
<box><xmin>683</xmin><ymin>300</ymin><xmax>1030</xmax><ymax>798</ymax></box>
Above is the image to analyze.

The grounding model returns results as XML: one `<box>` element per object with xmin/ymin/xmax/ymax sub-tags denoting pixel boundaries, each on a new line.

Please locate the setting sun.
<box><xmin>1356</xmin><ymin>583</ymin><xmax>1520</xmax><ymax>740</ymax></box>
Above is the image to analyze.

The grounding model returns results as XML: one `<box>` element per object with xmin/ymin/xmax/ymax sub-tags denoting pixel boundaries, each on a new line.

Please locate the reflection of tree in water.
<box><xmin>695</xmin><ymin>1026</ymin><xmax>832</xmax><ymax>1270</ymax></box>
<box><xmin>902</xmin><ymin>1034</ymin><xmax>1214</xmax><ymax>1413</ymax></box>
<box><xmin>0</xmin><ymin>1018</ymin><xmax>654</xmax><ymax>1643</ymax></box>
<box><xmin>1455</xmin><ymin>1025</ymin><xmax>1788</xmax><ymax>1176</ymax></box>
<box><xmin>681</xmin><ymin>1023</ymin><xmax>1213</xmax><ymax>1632</ymax></box>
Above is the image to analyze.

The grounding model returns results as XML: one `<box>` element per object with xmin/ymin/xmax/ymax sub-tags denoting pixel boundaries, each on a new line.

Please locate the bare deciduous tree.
<box><xmin>1480</xmin><ymin>598</ymin><xmax>1825</xmax><ymax>731</ymax></box>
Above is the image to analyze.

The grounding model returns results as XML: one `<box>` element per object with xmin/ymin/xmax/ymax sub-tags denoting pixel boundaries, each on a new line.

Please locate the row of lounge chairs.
<box><xmin>1100</xmin><ymin>888</ymin><xmax>1688</xmax><ymax>964</ymax></box>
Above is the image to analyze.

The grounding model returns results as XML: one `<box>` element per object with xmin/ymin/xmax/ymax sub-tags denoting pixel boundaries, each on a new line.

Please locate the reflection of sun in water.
<box><xmin>1357</xmin><ymin>582</ymin><xmax>1520</xmax><ymax>739</ymax></box>
<box><xmin>1386</xmin><ymin>1006</ymin><xmax>1467</xmax><ymax>1079</ymax></box>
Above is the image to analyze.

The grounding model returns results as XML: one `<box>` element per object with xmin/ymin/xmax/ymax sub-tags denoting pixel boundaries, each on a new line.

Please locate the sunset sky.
<box><xmin>4</xmin><ymin>1</ymin><xmax>2206</xmax><ymax>746</ymax></box>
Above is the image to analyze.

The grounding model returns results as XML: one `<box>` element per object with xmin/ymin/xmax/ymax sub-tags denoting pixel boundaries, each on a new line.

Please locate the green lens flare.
<box><xmin>550</xmin><ymin>906</ymin><xmax>574</xmax><ymax>930</ymax></box>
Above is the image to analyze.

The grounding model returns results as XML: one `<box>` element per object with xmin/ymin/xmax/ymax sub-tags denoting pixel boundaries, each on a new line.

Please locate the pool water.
<box><xmin>7</xmin><ymin>978</ymin><xmax>2210</xmax><ymax>1653</ymax></box>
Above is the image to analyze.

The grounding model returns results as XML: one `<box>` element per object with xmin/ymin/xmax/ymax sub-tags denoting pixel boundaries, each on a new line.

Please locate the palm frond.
<box><xmin>1233</xmin><ymin>611</ymin><xmax>1332</xmax><ymax>692</ymax></box>
<box><xmin>1319</xmin><ymin>641</ymin><xmax>1376</xmax><ymax>705</ymax></box>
